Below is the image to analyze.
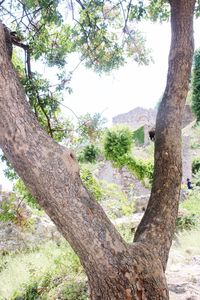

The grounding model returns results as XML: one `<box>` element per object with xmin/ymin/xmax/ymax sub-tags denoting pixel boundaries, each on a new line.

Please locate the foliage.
<box><xmin>115</xmin><ymin>223</ymin><xmax>134</xmax><ymax>243</ymax></box>
<box><xmin>125</xmin><ymin>156</ymin><xmax>154</xmax><ymax>182</ymax></box>
<box><xmin>77</xmin><ymin>113</ymin><xmax>107</xmax><ymax>144</ymax></box>
<box><xmin>59</xmin><ymin>281</ymin><xmax>88</xmax><ymax>300</ymax></box>
<box><xmin>78</xmin><ymin>144</ymin><xmax>99</xmax><ymax>163</ymax></box>
<box><xmin>14</xmin><ymin>179</ymin><xmax>40</xmax><ymax>209</ymax></box>
<box><xmin>80</xmin><ymin>166</ymin><xmax>104</xmax><ymax>201</ymax></box>
<box><xmin>0</xmin><ymin>195</ymin><xmax>17</xmax><ymax>223</ymax></box>
<box><xmin>103</xmin><ymin>126</ymin><xmax>133</xmax><ymax>167</ymax></box>
<box><xmin>0</xmin><ymin>193</ymin><xmax>35</xmax><ymax>227</ymax></box>
<box><xmin>192</xmin><ymin>49</ymin><xmax>200</xmax><ymax>122</ymax></box>
<box><xmin>192</xmin><ymin>157</ymin><xmax>200</xmax><ymax>174</ymax></box>
<box><xmin>0</xmin><ymin>154</ymin><xmax>18</xmax><ymax>181</ymax></box>
<box><xmin>103</xmin><ymin>126</ymin><xmax>153</xmax><ymax>183</ymax></box>
<box><xmin>176</xmin><ymin>214</ymin><xmax>199</xmax><ymax>231</ymax></box>
<box><xmin>132</xmin><ymin>126</ymin><xmax>145</xmax><ymax>145</ymax></box>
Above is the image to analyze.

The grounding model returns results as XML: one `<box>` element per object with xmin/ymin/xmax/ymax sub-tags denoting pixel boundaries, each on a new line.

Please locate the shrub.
<box><xmin>78</xmin><ymin>144</ymin><xmax>99</xmax><ymax>163</ymax></box>
<box><xmin>192</xmin><ymin>157</ymin><xmax>200</xmax><ymax>174</ymax></box>
<box><xmin>103</xmin><ymin>126</ymin><xmax>133</xmax><ymax>167</ymax></box>
<box><xmin>180</xmin><ymin>190</ymin><xmax>200</xmax><ymax>215</ymax></box>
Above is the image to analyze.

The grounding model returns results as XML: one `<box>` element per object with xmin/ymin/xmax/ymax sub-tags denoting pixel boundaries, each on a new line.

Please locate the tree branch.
<box><xmin>134</xmin><ymin>0</ymin><xmax>196</xmax><ymax>269</ymax></box>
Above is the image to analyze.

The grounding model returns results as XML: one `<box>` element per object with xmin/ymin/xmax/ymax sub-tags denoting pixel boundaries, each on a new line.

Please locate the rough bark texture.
<box><xmin>134</xmin><ymin>0</ymin><xmax>195</xmax><ymax>270</ymax></box>
<box><xmin>0</xmin><ymin>0</ymin><xmax>195</xmax><ymax>299</ymax></box>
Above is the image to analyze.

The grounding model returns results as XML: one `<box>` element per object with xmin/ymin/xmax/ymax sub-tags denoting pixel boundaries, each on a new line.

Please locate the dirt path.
<box><xmin>167</xmin><ymin>251</ymin><xmax>200</xmax><ymax>299</ymax></box>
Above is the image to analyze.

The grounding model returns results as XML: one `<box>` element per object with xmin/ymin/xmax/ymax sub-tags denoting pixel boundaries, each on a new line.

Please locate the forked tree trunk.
<box><xmin>0</xmin><ymin>0</ymin><xmax>195</xmax><ymax>299</ymax></box>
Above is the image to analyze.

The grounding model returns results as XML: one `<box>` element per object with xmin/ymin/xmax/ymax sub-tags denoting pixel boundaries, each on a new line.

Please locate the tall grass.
<box><xmin>0</xmin><ymin>240</ymin><xmax>83</xmax><ymax>299</ymax></box>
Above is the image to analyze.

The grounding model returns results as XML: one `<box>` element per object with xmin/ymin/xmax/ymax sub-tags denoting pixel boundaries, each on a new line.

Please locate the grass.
<box><xmin>0</xmin><ymin>187</ymin><xmax>200</xmax><ymax>299</ymax></box>
<box><xmin>0</xmin><ymin>240</ymin><xmax>84</xmax><ymax>299</ymax></box>
<box><xmin>180</xmin><ymin>190</ymin><xmax>200</xmax><ymax>216</ymax></box>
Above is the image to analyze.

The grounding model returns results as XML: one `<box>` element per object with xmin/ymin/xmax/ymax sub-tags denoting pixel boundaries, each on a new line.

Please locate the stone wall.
<box><xmin>97</xmin><ymin>161</ymin><xmax>150</xmax><ymax>198</ymax></box>
<box><xmin>112</xmin><ymin>107</ymin><xmax>157</xmax><ymax>130</ymax></box>
<box><xmin>112</xmin><ymin>104</ymin><xmax>195</xmax><ymax>131</ymax></box>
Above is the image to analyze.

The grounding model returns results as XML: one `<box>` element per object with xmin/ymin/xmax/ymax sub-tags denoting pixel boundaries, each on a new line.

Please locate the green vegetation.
<box><xmin>176</xmin><ymin>190</ymin><xmax>200</xmax><ymax>231</ymax></box>
<box><xmin>180</xmin><ymin>191</ymin><xmax>200</xmax><ymax>216</ymax></box>
<box><xmin>0</xmin><ymin>195</ymin><xmax>17</xmax><ymax>223</ymax></box>
<box><xmin>0</xmin><ymin>240</ymin><xmax>85</xmax><ymax>300</ymax></box>
<box><xmin>132</xmin><ymin>126</ymin><xmax>145</xmax><ymax>145</ymax></box>
<box><xmin>103</xmin><ymin>125</ymin><xmax>153</xmax><ymax>183</ymax></box>
<box><xmin>80</xmin><ymin>166</ymin><xmax>104</xmax><ymax>201</ymax></box>
<box><xmin>78</xmin><ymin>144</ymin><xmax>99</xmax><ymax>164</ymax></box>
<box><xmin>192</xmin><ymin>49</ymin><xmax>200</xmax><ymax>122</ymax></box>
<box><xmin>192</xmin><ymin>157</ymin><xmax>200</xmax><ymax>174</ymax></box>
<box><xmin>103</xmin><ymin>125</ymin><xmax>133</xmax><ymax>167</ymax></box>
<box><xmin>14</xmin><ymin>179</ymin><xmax>40</xmax><ymax>209</ymax></box>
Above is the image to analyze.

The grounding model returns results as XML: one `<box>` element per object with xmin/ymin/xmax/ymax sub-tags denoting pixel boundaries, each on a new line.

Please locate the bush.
<box><xmin>192</xmin><ymin>157</ymin><xmax>200</xmax><ymax>174</ymax></box>
<box><xmin>180</xmin><ymin>190</ymin><xmax>200</xmax><ymax>215</ymax></box>
<box><xmin>78</xmin><ymin>144</ymin><xmax>99</xmax><ymax>163</ymax></box>
<box><xmin>103</xmin><ymin>126</ymin><xmax>133</xmax><ymax>167</ymax></box>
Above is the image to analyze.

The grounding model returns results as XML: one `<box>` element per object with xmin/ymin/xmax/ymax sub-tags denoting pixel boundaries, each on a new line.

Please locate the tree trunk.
<box><xmin>0</xmin><ymin>0</ymin><xmax>195</xmax><ymax>299</ymax></box>
<box><xmin>134</xmin><ymin>0</ymin><xmax>195</xmax><ymax>269</ymax></box>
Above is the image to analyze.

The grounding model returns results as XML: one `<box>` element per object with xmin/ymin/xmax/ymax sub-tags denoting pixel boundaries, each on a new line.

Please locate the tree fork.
<box><xmin>0</xmin><ymin>0</ymin><xmax>196</xmax><ymax>298</ymax></box>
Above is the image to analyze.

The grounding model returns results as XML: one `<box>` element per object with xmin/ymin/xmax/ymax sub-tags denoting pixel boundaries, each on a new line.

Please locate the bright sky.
<box><xmin>1</xmin><ymin>19</ymin><xmax>200</xmax><ymax>191</ymax></box>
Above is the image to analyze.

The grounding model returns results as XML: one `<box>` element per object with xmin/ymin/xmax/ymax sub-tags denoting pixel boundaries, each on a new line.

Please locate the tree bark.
<box><xmin>0</xmin><ymin>0</ymin><xmax>196</xmax><ymax>299</ymax></box>
<box><xmin>134</xmin><ymin>0</ymin><xmax>195</xmax><ymax>269</ymax></box>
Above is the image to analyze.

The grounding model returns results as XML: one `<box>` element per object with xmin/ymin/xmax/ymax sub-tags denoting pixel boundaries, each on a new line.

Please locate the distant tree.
<box><xmin>77</xmin><ymin>112</ymin><xmax>107</xmax><ymax>143</ymax></box>
<box><xmin>192</xmin><ymin>49</ymin><xmax>200</xmax><ymax>122</ymax></box>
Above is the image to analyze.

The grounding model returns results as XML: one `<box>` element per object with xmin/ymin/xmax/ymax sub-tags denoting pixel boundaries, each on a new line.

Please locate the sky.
<box><xmin>1</xmin><ymin>19</ymin><xmax>200</xmax><ymax>191</ymax></box>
